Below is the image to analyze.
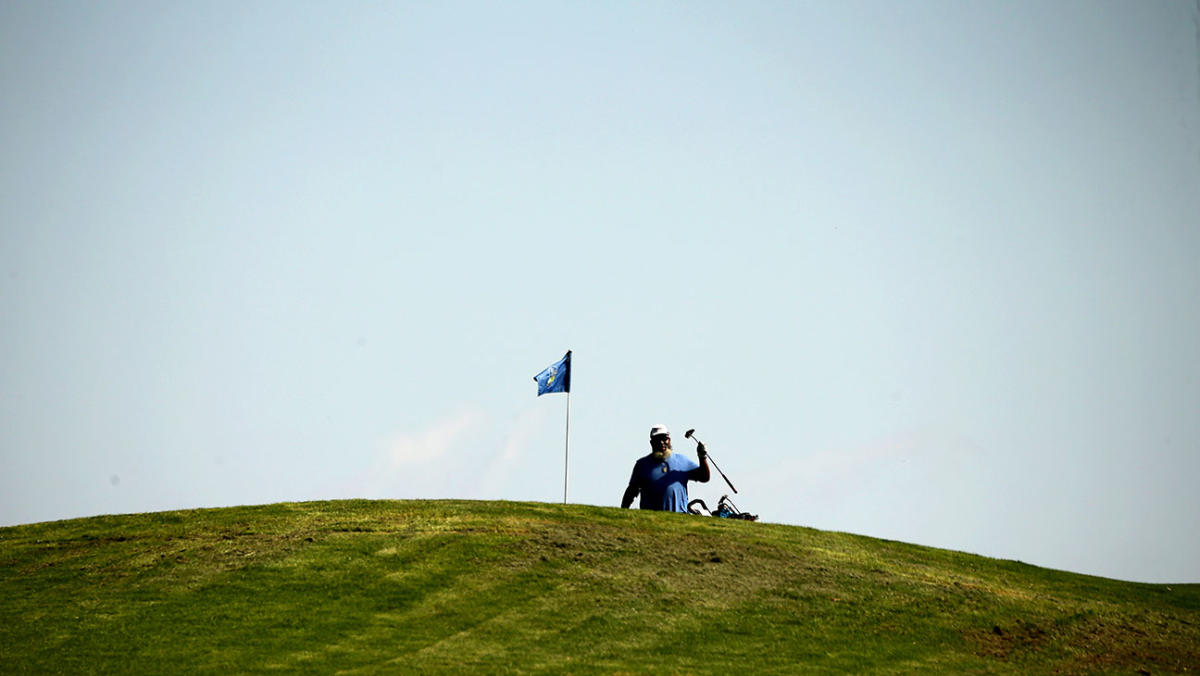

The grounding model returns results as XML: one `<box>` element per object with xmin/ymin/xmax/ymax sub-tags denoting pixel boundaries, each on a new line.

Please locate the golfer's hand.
<box><xmin>697</xmin><ymin>442</ymin><xmax>707</xmax><ymax>457</ymax></box>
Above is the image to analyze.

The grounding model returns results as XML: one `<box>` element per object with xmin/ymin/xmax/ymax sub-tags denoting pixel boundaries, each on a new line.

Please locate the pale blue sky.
<box><xmin>3</xmin><ymin>1</ymin><xmax>1198</xmax><ymax>583</ymax></box>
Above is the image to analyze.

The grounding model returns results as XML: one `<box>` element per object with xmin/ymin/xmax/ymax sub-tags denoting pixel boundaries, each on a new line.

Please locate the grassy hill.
<box><xmin>1</xmin><ymin>500</ymin><xmax>1197</xmax><ymax>674</ymax></box>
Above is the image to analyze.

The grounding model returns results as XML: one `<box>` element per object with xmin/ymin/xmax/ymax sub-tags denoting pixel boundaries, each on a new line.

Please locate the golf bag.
<box><xmin>687</xmin><ymin>494</ymin><xmax>758</xmax><ymax>521</ymax></box>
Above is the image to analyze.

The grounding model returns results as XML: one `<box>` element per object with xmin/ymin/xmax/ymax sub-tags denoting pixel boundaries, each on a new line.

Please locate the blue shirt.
<box><xmin>628</xmin><ymin>452</ymin><xmax>700</xmax><ymax>512</ymax></box>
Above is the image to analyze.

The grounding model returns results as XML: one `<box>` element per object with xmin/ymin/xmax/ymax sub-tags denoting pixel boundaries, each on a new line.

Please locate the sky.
<box><xmin>2</xmin><ymin>1</ymin><xmax>1198</xmax><ymax>584</ymax></box>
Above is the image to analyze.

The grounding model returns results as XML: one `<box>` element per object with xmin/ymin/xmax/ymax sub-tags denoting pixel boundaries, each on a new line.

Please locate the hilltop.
<box><xmin>2</xmin><ymin>500</ymin><xmax>1198</xmax><ymax>674</ymax></box>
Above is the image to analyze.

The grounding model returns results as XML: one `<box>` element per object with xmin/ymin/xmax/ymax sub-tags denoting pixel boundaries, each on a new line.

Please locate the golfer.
<box><xmin>621</xmin><ymin>425</ymin><xmax>710</xmax><ymax>512</ymax></box>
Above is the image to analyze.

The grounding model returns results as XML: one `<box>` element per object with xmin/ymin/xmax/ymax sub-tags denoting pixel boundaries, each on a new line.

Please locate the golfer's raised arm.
<box><xmin>689</xmin><ymin>442</ymin><xmax>711</xmax><ymax>482</ymax></box>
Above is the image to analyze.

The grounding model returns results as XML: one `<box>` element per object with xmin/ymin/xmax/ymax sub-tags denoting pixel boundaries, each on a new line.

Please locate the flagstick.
<box><xmin>563</xmin><ymin>391</ymin><xmax>571</xmax><ymax>504</ymax></box>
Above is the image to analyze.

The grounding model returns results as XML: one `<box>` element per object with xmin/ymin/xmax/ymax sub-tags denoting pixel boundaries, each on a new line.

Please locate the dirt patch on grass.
<box><xmin>967</xmin><ymin>619</ymin><xmax>1050</xmax><ymax>659</ymax></box>
<box><xmin>966</xmin><ymin>612</ymin><xmax>1200</xmax><ymax>674</ymax></box>
<box><xmin>1059</xmin><ymin>613</ymin><xmax>1200</xmax><ymax>674</ymax></box>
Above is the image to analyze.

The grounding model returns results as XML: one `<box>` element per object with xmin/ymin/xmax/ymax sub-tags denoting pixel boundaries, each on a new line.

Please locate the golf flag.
<box><xmin>534</xmin><ymin>350</ymin><xmax>571</xmax><ymax>396</ymax></box>
<box><xmin>535</xmin><ymin>350</ymin><xmax>573</xmax><ymax>503</ymax></box>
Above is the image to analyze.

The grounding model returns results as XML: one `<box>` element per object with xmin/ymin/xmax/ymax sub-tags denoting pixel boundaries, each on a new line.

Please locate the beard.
<box><xmin>652</xmin><ymin>448</ymin><xmax>672</xmax><ymax>461</ymax></box>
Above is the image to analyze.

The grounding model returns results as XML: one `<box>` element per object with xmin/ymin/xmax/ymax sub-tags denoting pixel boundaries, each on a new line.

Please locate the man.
<box><xmin>621</xmin><ymin>425</ymin><xmax>710</xmax><ymax>512</ymax></box>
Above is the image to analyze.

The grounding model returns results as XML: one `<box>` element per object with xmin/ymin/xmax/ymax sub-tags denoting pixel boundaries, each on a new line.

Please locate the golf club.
<box><xmin>684</xmin><ymin>428</ymin><xmax>738</xmax><ymax>494</ymax></box>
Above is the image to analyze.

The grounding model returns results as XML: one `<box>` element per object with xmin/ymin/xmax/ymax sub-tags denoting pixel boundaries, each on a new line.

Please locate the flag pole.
<box><xmin>563</xmin><ymin>390</ymin><xmax>571</xmax><ymax>504</ymax></box>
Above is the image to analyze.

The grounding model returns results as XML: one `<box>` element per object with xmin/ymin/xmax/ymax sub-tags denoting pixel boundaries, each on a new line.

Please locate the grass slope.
<box><xmin>2</xmin><ymin>500</ymin><xmax>1198</xmax><ymax>674</ymax></box>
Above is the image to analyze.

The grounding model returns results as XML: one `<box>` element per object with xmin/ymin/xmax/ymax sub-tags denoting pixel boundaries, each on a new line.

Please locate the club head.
<box><xmin>684</xmin><ymin>429</ymin><xmax>695</xmax><ymax>439</ymax></box>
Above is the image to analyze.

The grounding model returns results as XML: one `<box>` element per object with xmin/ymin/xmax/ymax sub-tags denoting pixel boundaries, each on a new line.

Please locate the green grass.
<box><xmin>2</xmin><ymin>499</ymin><xmax>1197</xmax><ymax>674</ymax></box>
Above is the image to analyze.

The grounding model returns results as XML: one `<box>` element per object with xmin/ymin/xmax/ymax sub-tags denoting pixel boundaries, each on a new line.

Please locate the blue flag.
<box><xmin>534</xmin><ymin>351</ymin><xmax>571</xmax><ymax>396</ymax></box>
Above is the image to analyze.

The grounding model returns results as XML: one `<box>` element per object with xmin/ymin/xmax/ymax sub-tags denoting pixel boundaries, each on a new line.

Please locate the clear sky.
<box><xmin>2</xmin><ymin>1</ymin><xmax>1198</xmax><ymax>583</ymax></box>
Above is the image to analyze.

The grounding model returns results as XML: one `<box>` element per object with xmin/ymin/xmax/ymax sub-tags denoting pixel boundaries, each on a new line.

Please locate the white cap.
<box><xmin>649</xmin><ymin>425</ymin><xmax>670</xmax><ymax>438</ymax></box>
